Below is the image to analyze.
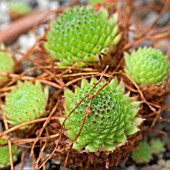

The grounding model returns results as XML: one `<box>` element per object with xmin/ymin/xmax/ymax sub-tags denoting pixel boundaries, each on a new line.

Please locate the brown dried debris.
<box><xmin>53</xmin><ymin>132</ymin><xmax>142</xmax><ymax>170</ymax></box>
<box><xmin>0</xmin><ymin>0</ymin><xmax>170</xmax><ymax>170</ymax></box>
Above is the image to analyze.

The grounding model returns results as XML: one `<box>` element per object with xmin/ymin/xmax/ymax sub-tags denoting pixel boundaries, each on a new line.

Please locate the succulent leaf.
<box><xmin>89</xmin><ymin>0</ymin><xmax>103</xmax><ymax>5</ymax></box>
<box><xmin>45</xmin><ymin>7</ymin><xmax>120</xmax><ymax>67</ymax></box>
<box><xmin>63</xmin><ymin>78</ymin><xmax>142</xmax><ymax>152</ymax></box>
<box><xmin>0</xmin><ymin>139</ymin><xmax>19</xmax><ymax>168</ymax></box>
<box><xmin>150</xmin><ymin>139</ymin><xmax>165</xmax><ymax>155</ymax></box>
<box><xmin>131</xmin><ymin>141</ymin><xmax>152</xmax><ymax>164</ymax></box>
<box><xmin>0</xmin><ymin>46</ymin><xmax>15</xmax><ymax>87</ymax></box>
<box><xmin>125</xmin><ymin>47</ymin><xmax>169</xmax><ymax>86</ymax></box>
<box><xmin>9</xmin><ymin>1</ymin><xmax>31</xmax><ymax>16</ymax></box>
<box><xmin>2</xmin><ymin>81</ymin><xmax>48</xmax><ymax>129</ymax></box>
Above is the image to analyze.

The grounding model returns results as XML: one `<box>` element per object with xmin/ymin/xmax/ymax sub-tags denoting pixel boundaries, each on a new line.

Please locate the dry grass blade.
<box><xmin>30</xmin><ymin>102</ymin><xmax>58</xmax><ymax>169</ymax></box>
<box><xmin>2</xmin><ymin>110</ymin><xmax>14</xmax><ymax>170</ymax></box>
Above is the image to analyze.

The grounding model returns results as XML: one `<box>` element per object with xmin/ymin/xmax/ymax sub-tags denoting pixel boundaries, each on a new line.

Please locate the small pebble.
<box><xmin>126</xmin><ymin>165</ymin><xmax>138</xmax><ymax>170</ymax></box>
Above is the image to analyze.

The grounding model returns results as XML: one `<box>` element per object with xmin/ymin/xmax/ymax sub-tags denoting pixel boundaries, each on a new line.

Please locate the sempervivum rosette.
<box><xmin>124</xmin><ymin>47</ymin><xmax>170</xmax><ymax>101</ymax></box>
<box><xmin>63</xmin><ymin>78</ymin><xmax>143</xmax><ymax>152</ymax></box>
<box><xmin>131</xmin><ymin>141</ymin><xmax>152</xmax><ymax>164</ymax></box>
<box><xmin>125</xmin><ymin>47</ymin><xmax>169</xmax><ymax>86</ymax></box>
<box><xmin>0</xmin><ymin>46</ymin><xmax>15</xmax><ymax>87</ymax></box>
<box><xmin>90</xmin><ymin>0</ymin><xmax>103</xmax><ymax>4</ymax></box>
<box><xmin>44</xmin><ymin>7</ymin><xmax>121</xmax><ymax>67</ymax></box>
<box><xmin>9</xmin><ymin>1</ymin><xmax>32</xmax><ymax>20</ymax></box>
<box><xmin>0</xmin><ymin>138</ymin><xmax>19</xmax><ymax>168</ymax></box>
<box><xmin>2</xmin><ymin>81</ymin><xmax>48</xmax><ymax>129</ymax></box>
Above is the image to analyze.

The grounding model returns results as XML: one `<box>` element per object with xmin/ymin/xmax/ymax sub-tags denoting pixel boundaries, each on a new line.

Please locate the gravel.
<box><xmin>0</xmin><ymin>0</ymin><xmax>169</xmax><ymax>170</ymax></box>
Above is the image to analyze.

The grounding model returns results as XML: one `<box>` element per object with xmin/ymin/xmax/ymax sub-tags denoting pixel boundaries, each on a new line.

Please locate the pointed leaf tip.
<box><xmin>64</xmin><ymin>89</ymin><xmax>74</xmax><ymax>98</ymax></box>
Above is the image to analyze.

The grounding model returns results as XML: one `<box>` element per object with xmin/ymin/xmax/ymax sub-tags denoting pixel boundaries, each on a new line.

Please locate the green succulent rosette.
<box><xmin>125</xmin><ymin>47</ymin><xmax>169</xmax><ymax>87</ymax></box>
<box><xmin>63</xmin><ymin>78</ymin><xmax>143</xmax><ymax>152</ymax></box>
<box><xmin>131</xmin><ymin>141</ymin><xmax>152</xmax><ymax>164</ymax></box>
<box><xmin>0</xmin><ymin>139</ymin><xmax>19</xmax><ymax>168</ymax></box>
<box><xmin>9</xmin><ymin>1</ymin><xmax>32</xmax><ymax>16</ymax></box>
<box><xmin>0</xmin><ymin>46</ymin><xmax>15</xmax><ymax>87</ymax></box>
<box><xmin>150</xmin><ymin>139</ymin><xmax>165</xmax><ymax>155</ymax></box>
<box><xmin>2</xmin><ymin>81</ymin><xmax>48</xmax><ymax>129</ymax></box>
<box><xmin>89</xmin><ymin>0</ymin><xmax>103</xmax><ymax>4</ymax></box>
<box><xmin>45</xmin><ymin>7</ymin><xmax>121</xmax><ymax>67</ymax></box>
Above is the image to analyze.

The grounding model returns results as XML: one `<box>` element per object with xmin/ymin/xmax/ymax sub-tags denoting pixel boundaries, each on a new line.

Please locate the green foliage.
<box><xmin>9</xmin><ymin>1</ymin><xmax>32</xmax><ymax>16</ymax></box>
<box><xmin>0</xmin><ymin>46</ymin><xmax>15</xmax><ymax>87</ymax></box>
<box><xmin>2</xmin><ymin>81</ymin><xmax>48</xmax><ymax>129</ymax></box>
<box><xmin>131</xmin><ymin>139</ymin><xmax>165</xmax><ymax>164</ymax></box>
<box><xmin>63</xmin><ymin>78</ymin><xmax>142</xmax><ymax>152</ymax></box>
<box><xmin>89</xmin><ymin>0</ymin><xmax>103</xmax><ymax>4</ymax></box>
<box><xmin>0</xmin><ymin>139</ymin><xmax>19</xmax><ymax>168</ymax></box>
<box><xmin>45</xmin><ymin>7</ymin><xmax>121</xmax><ymax>67</ymax></box>
<box><xmin>125</xmin><ymin>47</ymin><xmax>169</xmax><ymax>86</ymax></box>
<box><xmin>150</xmin><ymin>139</ymin><xmax>165</xmax><ymax>155</ymax></box>
<box><xmin>131</xmin><ymin>141</ymin><xmax>152</xmax><ymax>164</ymax></box>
